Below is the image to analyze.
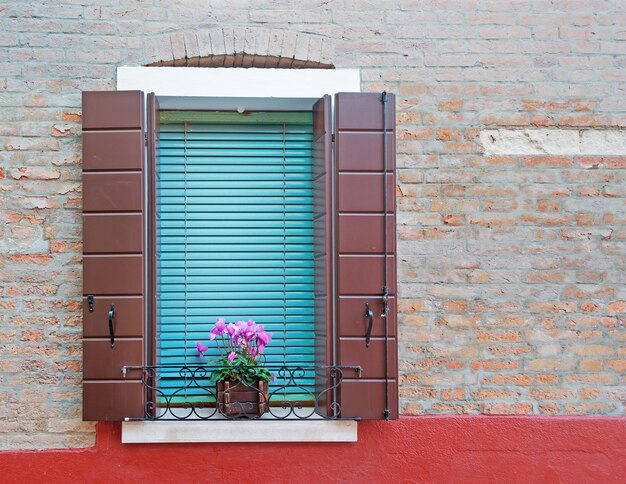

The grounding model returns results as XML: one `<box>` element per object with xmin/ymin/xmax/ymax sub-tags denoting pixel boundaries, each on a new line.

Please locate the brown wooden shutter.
<box><xmin>334</xmin><ymin>92</ymin><xmax>398</xmax><ymax>420</ymax></box>
<box><xmin>312</xmin><ymin>96</ymin><xmax>334</xmax><ymax>415</ymax></box>
<box><xmin>82</xmin><ymin>91</ymin><xmax>146</xmax><ymax>421</ymax></box>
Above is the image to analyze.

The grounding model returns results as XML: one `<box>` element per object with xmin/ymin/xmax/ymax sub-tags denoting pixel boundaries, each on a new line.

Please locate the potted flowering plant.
<box><xmin>196</xmin><ymin>318</ymin><xmax>272</xmax><ymax>417</ymax></box>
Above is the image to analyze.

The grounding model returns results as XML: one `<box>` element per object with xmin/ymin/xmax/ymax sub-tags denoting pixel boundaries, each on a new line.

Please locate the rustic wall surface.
<box><xmin>0</xmin><ymin>0</ymin><xmax>625</xmax><ymax>450</ymax></box>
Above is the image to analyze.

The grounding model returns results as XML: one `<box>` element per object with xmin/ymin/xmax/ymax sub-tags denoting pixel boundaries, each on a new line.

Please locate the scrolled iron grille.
<box><xmin>125</xmin><ymin>365</ymin><xmax>357</xmax><ymax>421</ymax></box>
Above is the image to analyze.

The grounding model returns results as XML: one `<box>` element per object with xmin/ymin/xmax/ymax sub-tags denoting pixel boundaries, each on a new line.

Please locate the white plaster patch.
<box><xmin>480</xmin><ymin>129</ymin><xmax>626</xmax><ymax>155</ymax></box>
<box><xmin>580</xmin><ymin>130</ymin><xmax>626</xmax><ymax>155</ymax></box>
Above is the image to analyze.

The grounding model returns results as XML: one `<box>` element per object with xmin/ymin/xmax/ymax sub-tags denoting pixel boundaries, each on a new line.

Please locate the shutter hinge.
<box><xmin>331</xmin><ymin>134</ymin><xmax>335</xmax><ymax>143</ymax></box>
<box><xmin>87</xmin><ymin>295</ymin><xmax>94</xmax><ymax>312</ymax></box>
<box><xmin>144</xmin><ymin>132</ymin><xmax>148</xmax><ymax>145</ymax></box>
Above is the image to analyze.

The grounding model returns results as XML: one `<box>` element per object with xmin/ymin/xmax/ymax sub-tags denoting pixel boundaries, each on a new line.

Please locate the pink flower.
<box><xmin>198</xmin><ymin>318</ymin><xmax>272</xmax><ymax>365</ymax></box>
<box><xmin>257</xmin><ymin>330</ymin><xmax>271</xmax><ymax>346</ymax></box>
<box><xmin>196</xmin><ymin>342</ymin><xmax>208</xmax><ymax>357</ymax></box>
<box><xmin>209</xmin><ymin>318</ymin><xmax>227</xmax><ymax>340</ymax></box>
<box><xmin>235</xmin><ymin>320</ymin><xmax>248</xmax><ymax>335</ymax></box>
<box><xmin>243</xmin><ymin>327</ymin><xmax>256</xmax><ymax>342</ymax></box>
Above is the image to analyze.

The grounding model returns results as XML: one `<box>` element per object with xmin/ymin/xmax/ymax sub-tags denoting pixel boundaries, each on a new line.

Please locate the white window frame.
<box><xmin>117</xmin><ymin>66</ymin><xmax>360</xmax><ymax>443</ymax></box>
<box><xmin>117</xmin><ymin>67</ymin><xmax>359</xmax><ymax>101</ymax></box>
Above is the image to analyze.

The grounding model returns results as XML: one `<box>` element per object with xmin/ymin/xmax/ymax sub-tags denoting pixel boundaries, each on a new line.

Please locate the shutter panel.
<box><xmin>334</xmin><ymin>92</ymin><xmax>398</xmax><ymax>420</ymax></box>
<box><xmin>82</xmin><ymin>91</ymin><xmax>146</xmax><ymax>421</ymax></box>
<box><xmin>312</xmin><ymin>96</ymin><xmax>333</xmax><ymax>415</ymax></box>
<box><xmin>147</xmin><ymin>93</ymin><xmax>159</xmax><ymax>368</ymax></box>
<box><xmin>147</xmin><ymin>93</ymin><xmax>159</xmax><ymax>416</ymax></box>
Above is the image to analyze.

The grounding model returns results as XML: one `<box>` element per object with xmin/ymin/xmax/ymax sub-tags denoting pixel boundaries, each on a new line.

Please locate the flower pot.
<box><xmin>216</xmin><ymin>379</ymin><xmax>269</xmax><ymax>418</ymax></box>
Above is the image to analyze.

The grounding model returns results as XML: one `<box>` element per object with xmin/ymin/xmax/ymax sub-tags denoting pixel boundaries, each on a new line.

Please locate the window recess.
<box><xmin>156</xmin><ymin>111</ymin><xmax>317</xmax><ymax>402</ymax></box>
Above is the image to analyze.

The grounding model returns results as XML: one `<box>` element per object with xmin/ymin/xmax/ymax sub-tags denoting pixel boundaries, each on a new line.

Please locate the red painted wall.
<box><xmin>1</xmin><ymin>417</ymin><xmax>625</xmax><ymax>483</ymax></box>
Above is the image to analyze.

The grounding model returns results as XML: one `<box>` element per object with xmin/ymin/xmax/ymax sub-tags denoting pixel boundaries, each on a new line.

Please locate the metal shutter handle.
<box><xmin>364</xmin><ymin>302</ymin><xmax>374</xmax><ymax>347</ymax></box>
<box><xmin>108</xmin><ymin>303</ymin><xmax>116</xmax><ymax>348</ymax></box>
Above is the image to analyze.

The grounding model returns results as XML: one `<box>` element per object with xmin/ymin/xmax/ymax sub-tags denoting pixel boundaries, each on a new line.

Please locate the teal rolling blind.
<box><xmin>156</xmin><ymin>112</ymin><xmax>315</xmax><ymax>400</ymax></box>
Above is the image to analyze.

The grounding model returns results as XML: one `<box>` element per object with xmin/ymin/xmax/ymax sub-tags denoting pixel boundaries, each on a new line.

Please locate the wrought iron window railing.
<box><xmin>121</xmin><ymin>364</ymin><xmax>360</xmax><ymax>421</ymax></box>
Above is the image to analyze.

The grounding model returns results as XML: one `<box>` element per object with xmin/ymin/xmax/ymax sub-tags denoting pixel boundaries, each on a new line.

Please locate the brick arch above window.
<box><xmin>142</xmin><ymin>28</ymin><xmax>335</xmax><ymax>69</ymax></box>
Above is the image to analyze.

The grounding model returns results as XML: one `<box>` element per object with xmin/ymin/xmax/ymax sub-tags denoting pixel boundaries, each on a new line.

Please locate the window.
<box><xmin>81</xmin><ymin>68</ymin><xmax>398</xmax><ymax>436</ymax></box>
<box><xmin>156</xmin><ymin>110</ymin><xmax>317</xmax><ymax>401</ymax></box>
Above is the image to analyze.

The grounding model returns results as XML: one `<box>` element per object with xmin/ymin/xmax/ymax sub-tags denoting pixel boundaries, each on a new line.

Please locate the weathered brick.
<box><xmin>482</xmin><ymin>403</ymin><xmax>533</xmax><ymax>415</ymax></box>
<box><xmin>536</xmin><ymin>374</ymin><xmax>559</xmax><ymax>385</ymax></box>
<box><xmin>482</xmin><ymin>374</ymin><xmax>532</xmax><ymax>386</ymax></box>
<box><xmin>526</xmin><ymin>359</ymin><xmax>576</xmax><ymax>371</ymax></box>
<box><xmin>564</xmin><ymin>403</ymin><xmax>617</xmax><ymax>415</ymax></box>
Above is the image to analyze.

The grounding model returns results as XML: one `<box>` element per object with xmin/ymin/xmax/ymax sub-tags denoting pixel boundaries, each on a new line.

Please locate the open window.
<box><xmin>155</xmin><ymin>103</ymin><xmax>325</xmax><ymax>410</ymax></box>
<box><xmin>81</xmin><ymin>89</ymin><xmax>398</xmax><ymax>423</ymax></box>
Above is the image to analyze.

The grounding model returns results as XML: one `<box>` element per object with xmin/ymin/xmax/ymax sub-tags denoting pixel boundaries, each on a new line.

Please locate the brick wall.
<box><xmin>0</xmin><ymin>0</ymin><xmax>624</xmax><ymax>449</ymax></box>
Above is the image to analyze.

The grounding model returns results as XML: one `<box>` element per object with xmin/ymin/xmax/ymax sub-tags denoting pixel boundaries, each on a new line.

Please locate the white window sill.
<box><xmin>121</xmin><ymin>419</ymin><xmax>357</xmax><ymax>443</ymax></box>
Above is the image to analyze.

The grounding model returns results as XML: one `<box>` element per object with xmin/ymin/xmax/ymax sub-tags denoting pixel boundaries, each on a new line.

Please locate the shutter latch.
<box><xmin>381</xmin><ymin>286</ymin><xmax>389</xmax><ymax>320</ymax></box>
